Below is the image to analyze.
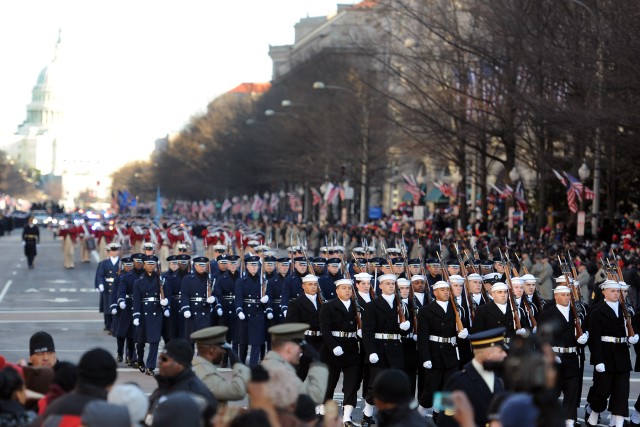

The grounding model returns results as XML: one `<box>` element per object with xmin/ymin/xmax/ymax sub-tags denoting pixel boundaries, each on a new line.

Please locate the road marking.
<box><xmin>0</xmin><ymin>309</ymin><xmax>96</xmax><ymax>313</ymax></box>
<box><xmin>11</xmin><ymin>271</ymin><xmax>16</xmax><ymax>275</ymax></box>
<box><xmin>0</xmin><ymin>319</ymin><xmax>102</xmax><ymax>323</ymax></box>
<box><xmin>0</xmin><ymin>280</ymin><xmax>12</xmax><ymax>303</ymax></box>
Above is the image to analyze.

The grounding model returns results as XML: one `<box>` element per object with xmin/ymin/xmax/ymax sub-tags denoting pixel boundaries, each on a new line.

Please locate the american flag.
<box><xmin>311</xmin><ymin>187</ymin><xmax>323</xmax><ymax>206</ymax></box>
<box><xmin>324</xmin><ymin>183</ymin><xmax>340</xmax><ymax>205</ymax></box>
<box><xmin>514</xmin><ymin>181</ymin><xmax>528</xmax><ymax>213</ymax></box>
<box><xmin>287</xmin><ymin>192</ymin><xmax>302</xmax><ymax>212</ymax></box>
<box><xmin>402</xmin><ymin>174</ymin><xmax>425</xmax><ymax>204</ymax></box>
<box><xmin>563</xmin><ymin>171</ymin><xmax>595</xmax><ymax>201</ymax></box>
<box><xmin>250</xmin><ymin>195</ymin><xmax>264</xmax><ymax>213</ymax></box>
<box><xmin>269</xmin><ymin>193</ymin><xmax>279</xmax><ymax>213</ymax></box>
<box><xmin>433</xmin><ymin>181</ymin><xmax>456</xmax><ymax>198</ymax></box>
<box><xmin>221</xmin><ymin>198</ymin><xmax>232</xmax><ymax>214</ymax></box>
<box><xmin>552</xmin><ymin>169</ymin><xmax>578</xmax><ymax>213</ymax></box>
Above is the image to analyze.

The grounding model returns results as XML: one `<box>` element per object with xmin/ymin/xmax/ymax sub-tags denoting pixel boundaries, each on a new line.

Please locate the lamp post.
<box><xmin>313</xmin><ymin>81</ymin><xmax>369</xmax><ymax>224</ymax></box>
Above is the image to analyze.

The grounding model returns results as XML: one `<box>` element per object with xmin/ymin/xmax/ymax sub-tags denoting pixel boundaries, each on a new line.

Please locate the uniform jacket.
<box><xmin>180</xmin><ymin>272</ymin><xmax>213</xmax><ymax>336</ymax></box>
<box><xmin>319</xmin><ymin>297</ymin><xmax>360</xmax><ymax>367</ymax></box>
<box><xmin>132</xmin><ymin>272</ymin><xmax>167</xmax><ymax>343</ymax></box>
<box><xmin>191</xmin><ymin>355</ymin><xmax>250</xmax><ymax>403</ymax></box>
<box><xmin>417</xmin><ymin>301</ymin><xmax>459</xmax><ymax>369</ymax></box>
<box><xmin>537</xmin><ymin>304</ymin><xmax>582</xmax><ymax>377</ymax></box>
<box><xmin>234</xmin><ymin>273</ymin><xmax>272</xmax><ymax>346</ymax></box>
<box><xmin>148</xmin><ymin>368</ymin><xmax>217</xmax><ymax>417</ymax></box>
<box><xmin>362</xmin><ymin>296</ymin><xmax>407</xmax><ymax>369</ymax></box>
<box><xmin>261</xmin><ymin>351</ymin><xmax>328</xmax><ymax>405</ymax></box>
<box><xmin>472</xmin><ymin>300</ymin><xmax>516</xmax><ymax>336</ymax></box>
<box><xmin>587</xmin><ymin>301</ymin><xmax>632</xmax><ymax>372</ymax></box>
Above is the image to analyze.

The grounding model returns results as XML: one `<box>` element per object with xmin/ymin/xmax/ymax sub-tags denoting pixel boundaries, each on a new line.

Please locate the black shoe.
<box><xmin>145</xmin><ymin>368</ymin><xmax>155</xmax><ymax>376</ymax></box>
<box><xmin>343</xmin><ymin>422</ymin><xmax>356</xmax><ymax>427</ymax></box>
<box><xmin>126</xmin><ymin>358</ymin><xmax>132</xmax><ymax>366</ymax></box>
<box><xmin>116</xmin><ymin>354</ymin><xmax>123</xmax><ymax>363</ymax></box>
<box><xmin>132</xmin><ymin>361</ymin><xmax>139</xmax><ymax>369</ymax></box>
<box><xmin>138</xmin><ymin>362</ymin><xmax>146</xmax><ymax>373</ymax></box>
<box><xmin>361</xmin><ymin>415</ymin><xmax>376</xmax><ymax>427</ymax></box>
<box><xmin>630</xmin><ymin>421</ymin><xmax>640</xmax><ymax>427</ymax></box>
<box><xmin>432</xmin><ymin>412</ymin><xmax>440</xmax><ymax>424</ymax></box>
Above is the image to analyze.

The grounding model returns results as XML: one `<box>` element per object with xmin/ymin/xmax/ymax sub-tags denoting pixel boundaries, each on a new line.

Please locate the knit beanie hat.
<box><xmin>77</xmin><ymin>348</ymin><xmax>117</xmax><ymax>388</ymax></box>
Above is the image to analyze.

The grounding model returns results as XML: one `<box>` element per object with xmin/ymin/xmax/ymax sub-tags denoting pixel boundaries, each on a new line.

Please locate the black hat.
<box><xmin>142</xmin><ymin>255</ymin><xmax>158</xmax><ymax>264</ymax></box>
<box><xmin>264</xmin><ymin>255</ymin><xmax>277</xmax><ymax>263</ymax></box>
<box><xmin>30</xmin><ymin>331</ymin><xmax>55</xmax><ymax>355</ymax></box>
<box><xmin>469</xmin><ymin>327</ymin><xmax>508</xmax><ymax>350</ymax></box>
<box><xmin>368</xmin><ymin>257</ymin><xmax>384</xmax><ymax>267</ymax></box>
<box><xmin>276</xmin><ymin>257</ymin><xmax>290</xmax><ymax>264</ymax></box>
<box><xmin>77</xmin><ymin>348</ymin><xmax>117</xmax><ymax>387</ymax></box>
<box><xmin>131</xmin><ymin>253</ymin><xmax>144</xmax><ymax>263</ymax></box>
<box><xmin>177</xmin><ymin>254</ymin><xmax>191</xmax><ymax>263</ymax></box>
<box><xmin>392</xmin><ymin>258</ymin><xmax>405</xmax><ymax>266</ymax></box>
<box><xmin>121</xmin><ymin>257</ymin><xmax>133</xmax><ymax>266</ymax></box>
<box><xmin>446</xmin><ymin>259</ymin><xmax>460</xmax><ymax>268</ymax></box>
<box><xmin>295</xmin><ymin>394</ymin><xmax>318</xmax><ymax>422</ymax></box>
<box><xmin>408</xmin><ymin>258</ymin><xmax>421</xmax><ymax>266</ymax></box>
<box><xmin>227</xmin><ymin>255</ymin><xmax>240</xmax><ymax>263</ymax></box>
<box><xmin>162</xmin><ymin>339</ymin><xmax>193</xmax><ymax>367</ymax></box>
<box><xmin>492</xmin><ymin>257</ymin><xmax>504</xmax><ymax>265</ymax></box>
<box><xmin>293</xmin><ymin>256</ymin><xmax>307</xmax><ymax>263</ymax></box>
<box><xmin>142</xmin><ymin>242</ymin><xmax>155</xmax><ymax>250</ymax></box>
<box><xmin>245</xmin><ymin>255</ymin><xmax>260</xmax><ymax>264</ymax></box>
<box><xmin>372</xmin><ymin>369</ymin><xmax>412</xmax><ymax>403</ymax></box>
<box><xmin>425</xmin><ymin>258</ymin><xmax>440</xmax><ymax>266</ymax></box>
<box><xmin>52</xmin><ymin>361</ymin><xmax>77</xmax><ymax>392</ymax></box>
<box><xmin>192</xmin><ymin>256</ymin><xmax>209</xmax><ymax>265</ymax></box>
<box><xmin>190</xmin><ymin>326</ymin><xmax>228</xmax><ymax>346</ymax></box>
<box><xmin>326</xmin><ymin>257</ymin><xmax>341</xmax><ymax>266</ymax></box>
<box><xmin>107</xmin><ymin>243</ymin><xmax>121</xmax><ymax>251</ymax></box>
<box><xmin>216</xmin><ymin>254</ymin><xmax>228</xmax><ymax>263</ymax></box>
<box><xmin>166</xmin><ymin>255</ymin><xmax>178</xmax><ymax>262</ymax></box>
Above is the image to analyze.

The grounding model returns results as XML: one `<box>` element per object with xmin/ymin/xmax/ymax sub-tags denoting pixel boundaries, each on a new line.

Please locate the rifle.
<box><xmin>401</xmin><ymin>235</ymin><xmax>418</xmax><ymax>332</ymax></box>
<box><xmin>437</xmin><ymin>251</ymin><xmax>464</xmax><ymax>332</ymax></box>
<box><xmin>465</xmin><ymin>249</ymin><xmax>490</xmax><ymax>304</ymax></box>
<box><xmin>382</xmin><ymin>242</ymin><xmax>406</xmax><ymax>323</ymax></box>
<box><xmin>559</xmin><ymin>256</ymin><xmax>584</xmax><ymax>338</ymax></box>
<box><xmin>499</xmin><ymin>249</ymin><xmax>522</xmax><ymax>330</ymax></box>
<box><xmin>455</xmin><ymin>242</ymin><xmax>476</xmax><ymax>321</ymax></box>
<box><xmin>472</xmin><ymin>244</ymin><xmax>480</xmax><ymax>261</ymax></box>
<box><xmin>611</xmin><ymin>254</ymin><xmax>635</xmax><ymax>337</ymax></box>
<box><xmin>158</xmin><ymin>261</ymin><xmax>166</xmax><ymax>301</ymax></box>
<box><xmin>351</xmin><ymin>252</ymin><xmax>364</xmax><ymax>274</ymax></box>
<box><xmin>418</xmin><ymin>244</ymin><xmax>426</xmax><ymax>276</ymax></box>
<box><xmin>299</xmin><ymin>237</ymin><xmax>323</xmax><ymax>306</ymax></box>
<box><xmin>567</xmin><ymin>251</ymin><xmax>584</xmax><ymax>302</ymax></box>
<box><xmin>340</xmin><ymin>255</ymin><xmax>363</xmax><ymax>329</ymax></box>
<box><xmin>506</xmin><ymin>250</ymin><xmax>537</xmax><ymax>329</ymax></box>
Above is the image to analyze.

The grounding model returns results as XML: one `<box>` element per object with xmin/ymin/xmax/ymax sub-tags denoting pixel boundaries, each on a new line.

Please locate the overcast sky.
<box><xmin>0</xmin><ymin>0</ymin><xmax>354</xmax><ymax>162</ymax></box>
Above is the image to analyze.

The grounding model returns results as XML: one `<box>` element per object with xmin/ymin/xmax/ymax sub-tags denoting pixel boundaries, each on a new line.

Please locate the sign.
<box><xmin>369</xmin><ymin>207</ymin><xmax>383</xmax><ymax>220</ymax></box>
<box><xmin>413</xmin><ymin>206</ymin><xmax>424</xmax><ymax>221</ymax></box>
<box><xmin>577</xmin><ymin>211</ymin><xmax>586</xmax><ymax>236</ymax></box>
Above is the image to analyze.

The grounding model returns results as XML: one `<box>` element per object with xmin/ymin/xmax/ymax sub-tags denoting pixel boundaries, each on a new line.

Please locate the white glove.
<box><xmin>260</xmin><ymin>295</ymin><xmax>269</xmax><ymax>304</ymax></box>
<box><xmin>595</xmin><ymin>363</ymin><xmax>605</xmax><ymax>373</ymax></box>
<box><xmin>98</xmin><ymin>284</ymin><xmax>104</xmax><ymax>292</ymax></box>
<box><xmin>111</xmin><ymin>308</ymin><xmax>117</xmax><ymax>315</ymax></box>
<box><xmin>282</xmin><ymin>310</ymin><xmax>287</xmax><ymax>318</ymax></box>
<box><xmin>160</xmin><ymin>298</ymin><xmax>169</xmax><ymax>306</ymax></box>
<box><xmin>22</xmin><ymin>241</ymin><xmax>25</xmax><ymax>247</ymax></box>
<box><xmin>532</xmin><ymin>326</ymin><xmax>537</xmax><ymax>334</ymax></box>
<box><xmin>423</xmin><ymin>360</ymin><xmax>433</xmax><ymax>369</ymax></box>
<box><xmin>630</xmin><ymin>335</ymin><xmax>639</xmax><ymax>345</ymax></box>
<box><xmin>333</xmin><ymin>346</ymin><xmax>344</xmax><ymax>356</ymax></box>
<box><xmin>369</xmin><ymin>353</ymin><xmax>379</xmax><ymax>364</ymax></box>
<box><xmin>267</xmin><ymin>312</ymin><xmax>274</xmax><ymax>320</ymax></box>
<box><xmin>119</xmin><ymin>301</ymin><xmax>126</xmax><ymax>309</ymax></box>
<box><xmin>357</xmin><ymin>329</ymin><xmax>362</xmax><ymax>338</ymax></box>
<box><xmin>164</xmin><ymin>309</ymin><xmax>170</xmax><ymax>317</ymax></box>
<box><xmin>399</xmin><ymin>321</ymin><xmax>410</xmax><ymax>331</ymax></box>
<box><xmin>206</xmin><ymin>296</ymin><xmax>215</xmax><ymax>304</ymax></box>
<box><xmin>217</xmin><ymin>308</ymin><xmax>223</xmax><ymax>316</ymax></box>
<box><xmin>133</xmin><ymin>318</ymin><xmax>140</xmax><ymax>326</ymax></box>
<box><xmin>515</xmin><ymin>328</ymin><xmax>527</xmax><ymax>336</ymax></box>
<box><xmin>458</xmin><ymin>328</ymin><xmax>469</xmax><ymax>339</ymax></box>
<box><xmin>238</xmin><ymin>312</ymin><xmax>246</xmax><ymax>320</ymax></box>
<box><xmin>577</xmin><ymin>333</ymin><xmax>589</xmax><ymax>345</ymax></box>
<box><xmin>183</xmin><ymin>311</ymin><xmax>191</xmax><ymax>319</ymax></box>
<box><xmin>413</xmin><ymin>334</ymin><xmax>418</xmax><ymax>341</ymax></box>
<box><xmin>555</xmin><ymin>356</ymin><xmax>562</xmax><ymax>364</ymax></box>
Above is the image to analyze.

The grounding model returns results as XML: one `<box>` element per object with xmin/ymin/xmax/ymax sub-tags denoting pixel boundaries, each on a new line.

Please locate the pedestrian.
<box><xmin>26</xmin><ymin>331</ymin><xmax>57</xmax><ymax>369</ymax></box>
<box><xmin>21</xmin><ymin>216</ymin><xmax>39</xmax><ymax>269</ymax></box>
<box><xmin>372</xmin><ymin>369</ymin><xmax>426</xmax><ymax>427</ymax></box>
<box><xmin>0</xmin><ymin>365</ymin><xmax>37</xmax><ymax>427</ymax></box>
<box><xmin>107</xmin><ymin>383</ymin><xmax>148</xmax><ymax>427</ymax></box>
<box><xmin>80</xmin><ymin>400</ymin><xmax>130</xmax><ymax>427</ymax></box>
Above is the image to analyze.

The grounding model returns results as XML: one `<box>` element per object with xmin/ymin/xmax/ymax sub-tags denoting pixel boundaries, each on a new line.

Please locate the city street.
<box><xmin>0</xmin><ymin>229</ymin><xmax>637</xmax><ymax>425</ymax></box>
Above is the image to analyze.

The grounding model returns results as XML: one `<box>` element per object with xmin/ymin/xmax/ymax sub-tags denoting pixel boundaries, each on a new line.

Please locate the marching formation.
<box><xmin>89</xmin><ymin>217</ymin><xmax>640</xmax><ymax>427</ymax></box>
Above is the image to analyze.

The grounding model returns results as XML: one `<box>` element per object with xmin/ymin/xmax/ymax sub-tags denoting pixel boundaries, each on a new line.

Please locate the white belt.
<box><xmin>601</xmin><ymin>336</ymin><xmax>627</xmax><ymax>343</ymax></box>
<box><xmin>190</xmin><ymin>297</ymin><xmax>205</xmax><ymax>302</ymax></box>
<box><xmin>374</xmin><ymin>333</ymin><xmax>401</xmax><ymax>340</ymax></box>
<box><xmin>331</xmin><ymin>331</ymin><xmax>357</xmax><ymax>338</ymax></box>
<box><xmin>304</xmin><ymin>330</ymin><xmax>322</xmax><ymax>336</ymax></box>
<box><xmin>552</xmin><ymin>346</ymin><xmax>577</xmax><ymax>354</ymax></box>
<box><xmin>105</xmin><ymin>278</ymin><xmax>115</xmax><ymax>283</ymax></box>
<box><xmin>142</xmin><ymin>297</ymin><xmax>158</xmax><ymax>302</ymax></box>
<box><xmin>403</xmin><ymin>333</ymin><xmax>415</xmax><ymax>339</ymax></box>
<box><xmin>429</xmin><ymin>335</ymin><xmax>456</xmax><ymax>344</ymax></box>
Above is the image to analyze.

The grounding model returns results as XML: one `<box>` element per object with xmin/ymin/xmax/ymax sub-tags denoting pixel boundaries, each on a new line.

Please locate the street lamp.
<box><xmin>577</xmin><ymin>162</ymin><xmax>590</xmax><ymax>238</ymax></box>
<box><xmin>313</xmin><ymin>81</ymin><xmax>369</xmax><ymax>224</ymax></box>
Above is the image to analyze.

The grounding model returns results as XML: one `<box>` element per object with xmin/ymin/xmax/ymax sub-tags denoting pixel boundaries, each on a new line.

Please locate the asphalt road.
<box><xmin>0</xmin><ymin>229</ymin><xmax>637</xmax><ymax>425</ymax></box>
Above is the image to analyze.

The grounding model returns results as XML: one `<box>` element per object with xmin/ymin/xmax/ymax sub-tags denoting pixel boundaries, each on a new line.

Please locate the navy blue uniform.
<box><xmin>281</xmin><ymin>271</ymin><xmax>305</xmax><ymax>315</ymax></box>
<box><xmin>180</xmin><ymin>272</ymin><xmax>213</xmax><ymax>338</ymax></box>
<box><xmin>214</xmin><ymin>270</ymin><xmax>240</xmax><ymax>350</ymax></box>
<box><xmin>234</xmin><ymin>272</ymin><xmax>273</xmax><ymax>366</ymax></box>
<box><xmin>132</xmin><ymin>271</ymin><xmax>168</xmax><ymax>370</ymax></box>
<box><xmin>267</xmin><ymin>272</ymin><xmax>287</xmax><ymax>323</ymax></box>
<box><xmin>164</xmin><ymin>268</ymin><xmax>188</xmax><ymax>340</ymax></box>
<box><xmin>318</xmin><ymin>272</ymin><xmax>342</xmax><ymax>301</ymax></box>
<box><xmin>96</xmin><ymin>257</ymin><xmax>120</xmax><ymax>331</ymax></box>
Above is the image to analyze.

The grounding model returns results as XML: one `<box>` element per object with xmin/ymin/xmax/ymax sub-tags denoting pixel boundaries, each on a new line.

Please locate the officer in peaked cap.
<box><xmin>319</xmin><ymin>258</ymin><xmax>342</xmax><ymax>301</ymax></box>
<box><xmin>281</xmin><ymin>256</ymin><xmax>309</xmax><ymax>318</ymax></box>
<box><xmin>438</xmin><ymin>327</ymin><xmax>507</xmax><ymax>427</ymax></box>
<box><xmin>180</xmin><ymin>256</ymin><xmax>215</xmax><ymax>342</ymax></box>
<box><xmin>132</xmin><ymin>254</ymin><xmax>169</xmax><ymax>375</ymax></box>
<box><xmin>96</xmin><ymin>241</ymin><xmax>122</xmax><ymax>334</ymax></box>
<box><xmin>190</xmin><ymin>326</ymin><xmax>251</xmax><ymax>406</ymax></box>
<box><xmin>407</xmin><ymin>258</ymin><xmax>422</xmax><ymax>277</ymax></box>
<box><xmin>213</xmin><ymin>254</ymin><xmax>241</xmax><ymax>367</ymax></box>
<box><xmin>162</xmin><ymin>254</ymin><xmax>184</xmax><ymax>343</ymax></box>
<box><xmin>425</xmin><ymin>258</ymin><xmax>443</xmax><ymax>293</ymax></box>
<box><xmin>234</xmin><ymin>255</ymin><xmax>272</xmax><ymax>367</ymax></box>
<box><xmin>262</xmin><ymin>323</ymin><xmax>329</xmax><ymax>405</ymax></box>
